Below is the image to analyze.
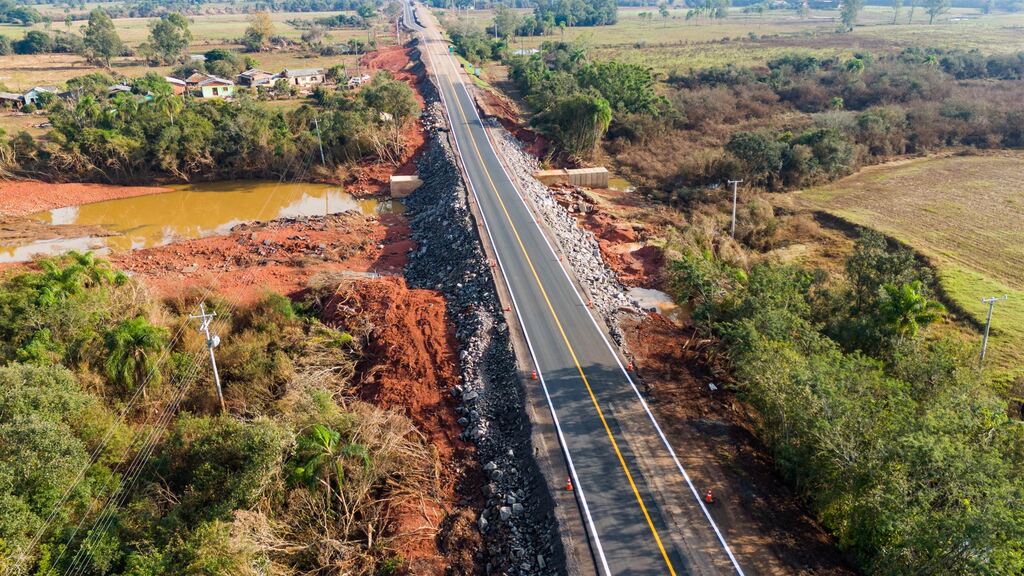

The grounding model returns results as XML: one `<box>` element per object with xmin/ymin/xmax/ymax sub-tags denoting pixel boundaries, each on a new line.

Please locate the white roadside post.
<box><xmin>728</xmin><ymin>179</ymin><xmax>743</xmax><ymax>238</ymax></box>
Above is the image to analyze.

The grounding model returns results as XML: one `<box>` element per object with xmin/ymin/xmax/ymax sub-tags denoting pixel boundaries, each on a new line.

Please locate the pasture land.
<box><xmin>0</xmin><ymin>49</ymin><xmax>365</xmax><ymax>91</ymax></box>
<box><xmin>440</xmin><ymin>6</ymin><xmax>1024</xmax><ymax>73</ymax></box>
<box><xmin>0</xmin><ymin>9</ymin><xmax>370</xmax><ymax>43</ymax></box>
<box><xmin>0</xmin><ymin>6</ymin><xmax>393</xmax><ymax>91</ymax></box>
<box><xmin>797</xmin><ymin>152</ymin><xmax>1024</xmax><ymax>380</ymax></box>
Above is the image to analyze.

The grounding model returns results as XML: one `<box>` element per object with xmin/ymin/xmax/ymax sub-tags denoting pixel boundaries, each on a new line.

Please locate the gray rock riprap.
<box><xmin>488</xmin><ymin>125</ymin><xmax>643</xmax><ymax>341</ymax></box>
<box><xmin>403</xmin><ymin>69</ymin><xmax>563</xmax><ymax>575</ymax></box>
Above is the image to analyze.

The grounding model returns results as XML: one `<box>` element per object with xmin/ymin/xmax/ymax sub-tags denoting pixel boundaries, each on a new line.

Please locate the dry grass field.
<box><xmin>796</xmin><ymin>152</ymin><xmax>1024</xmax><ymax>381</ymax></box>
<box><xmin>441</xmin><ymin>6</ymin><xmax>1024</xmax><ymax>73</ymax></box>
<box><xmin>0</xmin><ymin>8</ymin><xmax>395</xmax><ymax>91</ymax></box>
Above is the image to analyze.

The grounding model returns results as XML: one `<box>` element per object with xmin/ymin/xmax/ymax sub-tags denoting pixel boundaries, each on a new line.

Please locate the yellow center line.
<box><xmin>434</xmin><ymin>44</ymin><xmax>678</xmax><ymax>575</ymax></box>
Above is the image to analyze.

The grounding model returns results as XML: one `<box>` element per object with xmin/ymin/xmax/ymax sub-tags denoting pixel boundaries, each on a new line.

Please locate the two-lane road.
<box><xmin>405</xmin><ymin>4</ymin><xmax>745</xmax><ymax>574</ymax></box>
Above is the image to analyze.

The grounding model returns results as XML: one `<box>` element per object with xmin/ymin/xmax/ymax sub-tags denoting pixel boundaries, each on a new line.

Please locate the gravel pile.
<box><xmin>403</xmin><ymin>87</ymin><xmax>564</xmax><ymax>574</ymax></box>
<box><xmin>489</xmin><ymin>125</ymin><xmax>642</xmax><ymax>341</ymax></box>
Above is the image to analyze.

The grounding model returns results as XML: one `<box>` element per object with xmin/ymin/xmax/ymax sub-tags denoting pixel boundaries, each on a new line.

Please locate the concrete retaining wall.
<box><xmin>533</xmin><ymin>167</ymin><xmax>609</xmax><ymax>188</ymax></box>
<box><xmin>390</xmin><ymin>175</ymin><xmax>423</xmax><ymax>198</ymax></box>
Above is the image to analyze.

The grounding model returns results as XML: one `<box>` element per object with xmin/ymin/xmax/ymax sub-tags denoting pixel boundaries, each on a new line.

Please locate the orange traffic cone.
<box><xmin>531</xmin><ymin>370</ymin><xmax>538</xmax><ymax>380</ymax></box>
<box><xmin>565</xmin><ymin>477</ymin><xmax>573</xmax><ymax>491</ymax></box>
<box><xmin>705</xmin><ymin>489</ymin><xmax>714</xmax><ymax>505</ymax></box>
<box><xmin>626</xmin><ymin>361</ymin><xmax>634</xmax><ymax>372</ymax></box>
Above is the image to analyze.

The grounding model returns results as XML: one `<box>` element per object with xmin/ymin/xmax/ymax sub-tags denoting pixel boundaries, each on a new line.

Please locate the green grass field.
<box><xmin>797</xmin><ymin>152</ymin><xmax>1024</xmax><ymax>381</ymax></box>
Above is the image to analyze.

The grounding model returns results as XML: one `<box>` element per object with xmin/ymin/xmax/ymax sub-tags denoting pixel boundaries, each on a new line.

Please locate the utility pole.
<box><xmin>313</xmin><ymin>115</ymin><xmax>326</xmax><ymax>166</ymax></box>
<box><xmin>727</xmin><ymin>179</ymin><xmax>743</xmax><ymax>238</ymax></box>
<box><xmin>190</xmin><ymin>303</ymin><xmax>224</xmax><ymax>411</ymax></box>
<box><xmin>979</xmin><ymin>295</ymin><xmax>1008</xmax><ymax>367</ymax></box>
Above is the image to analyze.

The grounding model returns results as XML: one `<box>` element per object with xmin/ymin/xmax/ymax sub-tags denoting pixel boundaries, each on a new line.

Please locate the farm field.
<box><xmin>0</xmin><ymin>9</ymin><xmax>371</xmax><ymax>43</ymax></box>
<box><xmin>796</xmin><ymin>152</ymin><xmax>1024</xmax><ymax>380</ymax></box>
<box><xmin>0</xmin><ymin>7</ymin><xmax>394</xmax><ymax>92</ymax></box>
<box><xmin>441</xmin><ymin>6</ymin><xmax>1024</xmax><ymax>73</ymax></box>
<box><xmin>0</xmin><ymin>49</ymin><xmax>364</xmax><ymax>90</ymax></box>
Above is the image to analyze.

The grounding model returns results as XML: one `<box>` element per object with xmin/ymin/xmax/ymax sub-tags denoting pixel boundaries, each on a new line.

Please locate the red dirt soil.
<box><xmin>0</xmin><ymin>181</ymin><xmax>171</xmax><ymax>217</ymax></box>
<box><xmin>476</xmin><ymin>88</ymin><xmax>549</xmax><ymax>158</ymax></box>
<box><xmin>550</xmin><ymin>185</ymin><xmax>667</xmax><ymax>288</ymax></box>
<box><xmin>114</xmin><ymin>212</ymin><xmax>410</xmax><ymax>304</ymax></box>
<box><xmin>323</xmin><ymin>276</ymin><xmax>482</xmax><ymax>575</ymax></box>
<box><xmin>350</xmin><ymin>45</ymin><xmax>430</xmax><ymax>196</ymax></box>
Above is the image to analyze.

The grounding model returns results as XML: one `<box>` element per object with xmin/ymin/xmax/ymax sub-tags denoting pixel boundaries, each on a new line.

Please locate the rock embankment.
<box><xmin>489</xmin><ymin>125</ymin><xmax>642</xmax><ymax>340</ymax></box>
<box><xmin>403</xmin><ymin>88</ymin><xmax>564</xmax><ymax>573</ymax></box>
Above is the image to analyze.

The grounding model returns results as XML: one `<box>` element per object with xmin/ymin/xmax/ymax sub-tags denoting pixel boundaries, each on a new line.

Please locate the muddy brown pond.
<box><xmin>0</xmin><ymin>181</ymin><xmax>402</xmax><ymax>263</ymax></box>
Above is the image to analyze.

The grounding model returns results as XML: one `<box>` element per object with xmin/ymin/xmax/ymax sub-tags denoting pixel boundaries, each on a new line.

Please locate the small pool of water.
<box><xmin>1</xmin><ymin>180</ymin><xmax>402</xmax><ymax>263</ymax></box>
<box><xmin>608</xmin><ymin>176</ymin><xmax>635</xmax><ymax>192</ymax></box>
<box><xmin>628</xmin><ymin>287</ymin><xmax>689</xmax><ymax>326</ymax></box>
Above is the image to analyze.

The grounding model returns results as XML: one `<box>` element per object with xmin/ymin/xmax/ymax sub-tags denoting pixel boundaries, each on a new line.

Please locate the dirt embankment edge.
<box><xmin>402</xmin><ymin>42</ymin><xmax>568</xmax><ymax>576</ymax></box>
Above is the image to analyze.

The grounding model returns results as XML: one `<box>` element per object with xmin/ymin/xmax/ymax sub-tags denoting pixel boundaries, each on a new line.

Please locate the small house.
<box><xmin>236</xmin><ymin>68</ymin><xmax>277</xmax><ymax>87</ymax></box>
<box><xmin>282</xmin><ymin>68</ymin><xmax>326</xmax><ymax>89</ymax></box>
<box><xmin>164</xmin><ymin>76</ymin><xmax>187</xmax><ymax>95</ymax></box>
<box><xmin>196</xmin><ymin>76</ymin><xmax>235</xmax><ymax>98</ymax></box>
<box><xmin>23</xmin><ymin>86</ymin><xmax>57</xmax><ymax>106</ymax></box>
<box><xmin>0</xmin><ymin>92</ymin><xmax>24</xmax><ymax>109</ymax></box>
<box><xmin>185</xmin><ymin>72</ymin><xmax>209</xmax><ymax>89</ymax></box>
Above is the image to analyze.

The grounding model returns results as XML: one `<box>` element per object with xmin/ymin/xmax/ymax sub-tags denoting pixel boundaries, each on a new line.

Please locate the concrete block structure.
<box><xmin>533</xmin><ymin>167</ymin><xmax>609</xmax><ymax>188</ymax></box>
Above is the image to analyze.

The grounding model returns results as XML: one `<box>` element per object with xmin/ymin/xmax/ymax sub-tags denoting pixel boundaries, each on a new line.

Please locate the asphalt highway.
<box><xmin>404</xmin><ymin>5</ymin><xmax>746</xmax><ymax>574</ymax></box>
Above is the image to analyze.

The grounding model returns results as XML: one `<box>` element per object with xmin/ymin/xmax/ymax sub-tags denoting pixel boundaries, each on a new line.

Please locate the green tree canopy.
<box><xmin>82</xmin><ymin>8</ymin><xmax>123</xmax><ymax>67</ymax></box>
<box><xmin>241</xmin><ymin>11</ymin><xmax>274</xmax><ymax>52</ymax></box>
<box><xmin>104</xmin><ymin>316</ymin><xmax>167</xmax><ymax>397</ymax></box>
<box><xmin>535</xmin><ymin>92</ymin><xmax>612</xmax><ymax>160</ymax></box>
<box><xmin>577</xmin><ymin>60</ymin><xmax>660</xmax><ymax>114</ymax></box>
<box><xmin>841</xmin><ymin>0</ymin><xmax>864</xmax><ymax>28</ymax></box>
<box><xmin>144</xmin><ymin>12</ymin><xmax>191</xmax><ymax>65</ymax></box>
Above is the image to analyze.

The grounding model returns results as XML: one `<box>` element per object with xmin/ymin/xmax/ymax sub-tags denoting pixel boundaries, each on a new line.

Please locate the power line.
<box><xmin>54</xmin><ymin>149</ymin><xmax>320</xmax><ymax>576</ymax></box>
<box><xmin>14</xmin><ymin>148</ymin><xmax>319</xmax><ymax>576</ymax></box>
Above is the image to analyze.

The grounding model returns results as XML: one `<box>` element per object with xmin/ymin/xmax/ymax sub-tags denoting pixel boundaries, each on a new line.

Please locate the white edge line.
<box><xmin>413</xmin><ymin>11</ymin><xmax>612</xmax><ymax>576</ymax></box>
<box><xmin>444</xmin><ymin>44</ymin><xmax>747</xmax><ymax>575</ymax></box>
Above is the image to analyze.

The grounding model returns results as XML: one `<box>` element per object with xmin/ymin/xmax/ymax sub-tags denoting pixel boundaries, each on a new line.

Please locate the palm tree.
<box><xmin>876</xmin><ymin>280</ymin><xmax>945</xmax><ymax>339</ymax></box>
<box><xmin>104</xmin><ymin>316</ymin><xmax>167</xmax><ymax>397</ymax></box>
<box><xmin>67</xmin><ymin>250</ymin><xmax>122</xmax><ymax>286</ymax></box>
<box><xmin>35</xmin><ymin>258</ymin><xmax>86</xmax><ymax>306</ymax></box>
<box><xmin>291</xmin><ymin>424</ymin><xmax>370</xmax><ymax>502</ymax></box>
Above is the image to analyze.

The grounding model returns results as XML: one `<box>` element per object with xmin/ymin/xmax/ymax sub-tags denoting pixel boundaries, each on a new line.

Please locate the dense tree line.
<box><xmin>507</xmin><ymin>41</ymin><xmax>663</xmax><ymax>159</ymax></box>
<box><xmin>115</xmin><ymin>0</ymin><xmax>382</xmax><ymax>18</ymax></box>
<box><xmin>0</xmin><ymin>254</ymin><xmax>434</xmax><ymax>575</ymax></box>
<box><xmin>2</xmin><ymin>71</ymin><xmax>418</xmax><ymax>183</ymax></box>
<box><xmin>667</xmin><ymin>232</ymin><xmax>1024</xmax><ymax>575</ymax></box>
<box><xmin>0</xmin><ymin>0</ymin><xmax>39</xmax><ymax>25</ymax></box>
<box><xmin>532</xmin><ymin>0</ymin><xmax>617</xmax><ymax>26</ymax></box>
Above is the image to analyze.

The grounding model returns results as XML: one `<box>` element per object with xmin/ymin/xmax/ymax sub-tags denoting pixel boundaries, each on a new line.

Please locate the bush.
<box><xmin>154</xmin><ymin>415</ymin><xmax>288</xmax><ymax>525</ymax></box>
<box><xmin>666</xmin><ymin>245</ymin><xmax>1024</xmax><ymax>575</ymax></box>
<box><xmin>13</xmin><ymin>30</ymin><xmax>52</xmax><ymax>54</ymax></box>
<box><xmin>0</xmin><ymin>364</ymin><xmax>120</xmax><ymax>570</ymax></box>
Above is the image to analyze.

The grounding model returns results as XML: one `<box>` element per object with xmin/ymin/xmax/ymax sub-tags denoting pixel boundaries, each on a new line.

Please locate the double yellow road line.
<box><xmin>433</xmin><ymin>42</ymin><xmax>678</xmax><ymax>575</ymax></box>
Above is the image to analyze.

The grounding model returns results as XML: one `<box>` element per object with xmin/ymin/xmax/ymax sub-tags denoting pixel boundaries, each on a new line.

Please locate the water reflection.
<box><xmin>0</xmin><ymin>180</ymin><xmax>401</xmax><ymax>263</ymax></box>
